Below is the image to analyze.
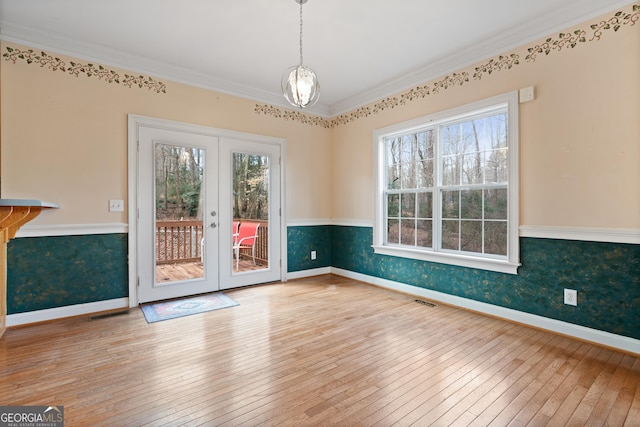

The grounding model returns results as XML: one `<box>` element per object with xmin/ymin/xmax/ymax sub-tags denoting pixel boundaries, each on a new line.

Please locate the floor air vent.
<box><xmin>415</xmin><ymin>299</ymin><xmax>436</xmax><ymax>307</ymax></box>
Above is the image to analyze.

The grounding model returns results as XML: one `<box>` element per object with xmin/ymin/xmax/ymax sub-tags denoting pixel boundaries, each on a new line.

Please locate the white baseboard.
<box><xmin>331</xmin><ymin>267</ymin><xmax>640</xmax><ymax>355</ymax></box>
<box><xmin>286</xmin><ymin>267</ymin><xmax>332</xmax><ymax>280</ymax></box>
<box><xmin>6</xmin><ymin>298</ymin><xmax>130</xmax><ymax>327</ymax></box>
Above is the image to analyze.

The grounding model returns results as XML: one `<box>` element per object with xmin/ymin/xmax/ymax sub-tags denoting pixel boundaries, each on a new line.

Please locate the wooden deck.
<box><xmin>2</xmin><ymin>274</ymin><xmax>639</xmax><ymax>425</ymax></box>
<box><xmin>156</xmin><ymin>259</ymin><xmax>266</xmax><ymax>283</ymax></box>
<box><xmin>155</xmin><ymin>219</ymin><xmax>270</xmax><ymax>268</ymax></box>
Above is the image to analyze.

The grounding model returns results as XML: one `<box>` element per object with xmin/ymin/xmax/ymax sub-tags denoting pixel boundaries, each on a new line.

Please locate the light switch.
<box><xmin>109</xmin><ymin>200</ymin><xmax>124</xmax><ymax>212</ymax></box>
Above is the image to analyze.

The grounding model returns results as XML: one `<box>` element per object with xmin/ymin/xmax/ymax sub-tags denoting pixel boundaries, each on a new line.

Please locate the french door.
<box><xmin>137</xmin><ymin>126</ymin><xmax>219</xmax><ymax>303</ymax></box>
<box><xmin>129</xmin><ymin>116</ymin><xmax>284</xmax><ymax>305</ymax></box>
<box><xmin>218</xmin><ymin>137</ymin><xmax>282</xmax><ymax>289</ymax></box>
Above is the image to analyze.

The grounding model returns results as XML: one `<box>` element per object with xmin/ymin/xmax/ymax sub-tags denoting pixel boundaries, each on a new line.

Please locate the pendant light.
<box><xmin>281</xmin><ymin>0</ymin><xmax>320</xmax><ymax>108</ymax></box>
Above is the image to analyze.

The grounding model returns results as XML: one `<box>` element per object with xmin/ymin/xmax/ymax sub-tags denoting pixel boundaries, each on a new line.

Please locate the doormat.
<box><xmin>141</xmin><ymin>292</ymin><xmax>238</xmax><ymax>323</ymax></box>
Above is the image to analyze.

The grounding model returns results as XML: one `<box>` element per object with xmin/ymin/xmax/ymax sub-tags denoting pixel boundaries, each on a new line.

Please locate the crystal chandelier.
<box><xmin>281</xmin><ymin>0</ymin><xmax>320</xmax><ymax>108</ymax></box>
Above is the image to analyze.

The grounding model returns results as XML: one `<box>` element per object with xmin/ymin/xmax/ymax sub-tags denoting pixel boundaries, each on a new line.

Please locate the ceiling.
<box><xmin>0</xmin><ymin>0</ymin><xmax>634</xmax><ymax>117</ymax></box>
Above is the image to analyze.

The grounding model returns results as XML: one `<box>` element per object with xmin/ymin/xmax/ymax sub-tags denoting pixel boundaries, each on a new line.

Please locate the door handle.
<box><xmin>210</xmin><ymin>223</ymin><xmax>217</xmax><ymax>228</ymax></box>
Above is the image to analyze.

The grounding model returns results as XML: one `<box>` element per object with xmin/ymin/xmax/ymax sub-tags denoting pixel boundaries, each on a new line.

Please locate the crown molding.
<box><xmin>1</xmin><ymin>1</ymin><xmax>635</xmax><ymax>118</ymax></box>
<box><xmin>329</xmin><ymin>0</ymin><xmax>637</xmax><ymax>116</ymax></box>
<box><xmin>0</xmin><ymin>22</ymin><xmax>332</xmax><ymax>117</ymax></box>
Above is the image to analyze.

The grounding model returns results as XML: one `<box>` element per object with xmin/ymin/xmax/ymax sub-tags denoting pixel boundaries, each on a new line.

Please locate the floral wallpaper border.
<box><xmin>255</xmin><ymin>3</ymin><xmax>639</xmax><ymax>128</ymax></box>
<box><xmin>2</xmin><ymin>46</ymin><xmax>167</xmax><ymax>94</ymax></box>
<box><xmin>1</xmin><ymin>4</ymin><xmax>637</xmax><ymax>114</ymax></box>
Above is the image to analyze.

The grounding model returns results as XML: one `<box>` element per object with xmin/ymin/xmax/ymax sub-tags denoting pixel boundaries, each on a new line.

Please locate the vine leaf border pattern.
<box><xmin>1</xmin><ymin>4</ymin><xmax>637</xmax><ymax>118</ymax></box>
<box><xmin>2</xmin><ymin>47</ymin><xmax>167</xmax><ymax>94</ymax></box>
<box><xmin>255</xmin><ymin>3</ymin><xmax>639</xmax><ymax>128</ymax></box>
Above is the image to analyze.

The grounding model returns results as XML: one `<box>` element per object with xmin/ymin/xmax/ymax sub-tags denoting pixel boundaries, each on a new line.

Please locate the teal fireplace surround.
<box><xmin>6</xmin><ymin>225</ymin><xmax>639</xmax><ymax>341</ymax></box>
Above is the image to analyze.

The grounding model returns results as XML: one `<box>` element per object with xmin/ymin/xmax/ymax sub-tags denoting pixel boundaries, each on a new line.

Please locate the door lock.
<box><xmin>211</xmin><ymin>211</ymin><xmax>217</xmax><ymax>217</ymax></box>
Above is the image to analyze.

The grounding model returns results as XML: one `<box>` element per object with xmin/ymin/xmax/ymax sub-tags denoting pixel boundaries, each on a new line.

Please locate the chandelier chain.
<box><xmin>282</xmin><ymin>0</ymin><xmax>319</xmax><ymax>108</ymax></box>
<box><xmin>299</xmin><ymin>0</ymin><xmax>304</xmax><ymax>65</ymax></box>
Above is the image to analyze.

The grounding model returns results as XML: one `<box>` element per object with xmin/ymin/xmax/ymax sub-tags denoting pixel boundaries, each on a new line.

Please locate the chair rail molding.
<box><xmin>519</xmin><ymin>225</ymin><xmax>640</xmax><ymax>244</ymax></box>
<box><xmin>15</xmin><ymin>223</ymin><xmax>128</xmax><ymax>238</ymax></box>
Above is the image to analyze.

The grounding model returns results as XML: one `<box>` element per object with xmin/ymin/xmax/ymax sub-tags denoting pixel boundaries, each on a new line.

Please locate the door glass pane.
<box><xmin>154</xmin><ymin>143</ymin><xmax>205</xmax><ymax>284</ymax></box>
<box><xmin>232</xmin><ymin>152</ymin><xmax>269</xmax><ymax>273</ymax></box>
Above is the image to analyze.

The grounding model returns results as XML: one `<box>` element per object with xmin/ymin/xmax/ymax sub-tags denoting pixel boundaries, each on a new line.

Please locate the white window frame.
<box><xmin>373</xmin><ymin>91</ymin><xmax>520</xmax><ymax>274</ymax></box>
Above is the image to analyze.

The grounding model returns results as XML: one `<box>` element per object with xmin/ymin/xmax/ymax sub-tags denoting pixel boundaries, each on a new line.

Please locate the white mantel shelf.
<box><xmin>0</xmin><ymin>199</ymin><xmax>60</xmax><ymax>208</ymax></box>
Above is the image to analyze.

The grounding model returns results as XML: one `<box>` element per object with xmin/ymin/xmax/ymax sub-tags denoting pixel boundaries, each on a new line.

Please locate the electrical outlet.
<box><xmin>564</xmin><ymin>289</ymin><xmax>577</xmax><ymax>306</ymax></box>
<box><xmin>311</xmin><ymin>250</ymin><xmax>317</xmax><ymax>260</ymax></box>
<box><xmin>109</xmin><ymin>200</ymin><xmax>124</xmax><ymax>212</ymax></box>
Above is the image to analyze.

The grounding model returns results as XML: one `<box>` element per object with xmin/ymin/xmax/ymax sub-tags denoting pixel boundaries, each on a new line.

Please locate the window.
<box><xmin>373</xmin><ymin>92</ymin><xmax>519</xmax><ymax>274</ymax></box>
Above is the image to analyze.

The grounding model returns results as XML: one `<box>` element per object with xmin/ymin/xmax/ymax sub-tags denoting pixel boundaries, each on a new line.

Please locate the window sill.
<box><xmin>372</xmin><ymin>245</ymin><xmax>520</xmax><ymax>275</ymax></box>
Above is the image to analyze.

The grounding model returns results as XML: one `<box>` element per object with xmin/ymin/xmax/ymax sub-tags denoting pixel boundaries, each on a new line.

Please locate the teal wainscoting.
<box><xmin>287</xmin><ymin>225</ymin><xmax>332</xmax><ymax>272</ymax></box>
<box><xmin>331</xmin><ymin>225</ymin><xmax>640</xmax><ymax>340</ymax></box>
<box><xmin>7</xmin><ymin>234</ymin><xmax>128</xmax><ymax>314</ymax></box>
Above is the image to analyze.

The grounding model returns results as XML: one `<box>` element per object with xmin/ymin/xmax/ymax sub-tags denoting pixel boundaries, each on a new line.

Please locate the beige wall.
<box><xmin>1</xmin><ymin>5</ymin><xmax>638</xmax><ymax>231</ymax></box>
<box><xmin>330</xmin><ymin>7</ymin><xmax>640</xmax><ymax>230</ymax></box>
<box><xmin>0</xmin><ymin>42</ymin><xmax>332</xmax><ymax>225</ymax></box>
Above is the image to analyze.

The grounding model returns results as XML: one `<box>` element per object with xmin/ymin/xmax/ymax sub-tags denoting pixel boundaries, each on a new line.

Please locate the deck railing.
<box><xmin>248</xmin><ymin>219</ymin><xmax>269</xmax><ymax>265</ymax></box>
<box><xmin>156</xmin><ymin>219</ymin><xmax>269</xmax><ymax>265</ymax></box>
<box><xmin>156</xmin><ymin>220</ymin><xmax>204</xmax><ymax>265</ymax></box>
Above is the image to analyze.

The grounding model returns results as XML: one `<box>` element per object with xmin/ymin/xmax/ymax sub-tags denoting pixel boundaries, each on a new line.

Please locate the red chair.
<box><xmin>232</xmin><ymin>221</ymin><xmax>240</xmax><ymax>245</ymax></box>
<box><xmin>202</xmin><ymin>221</ymin><xmax>241</xmax><ymax>264</ymax></box>
<box><xmin>233</xmin><ymin>222</ymin><xmax>259</xmax><ymax>271</ymax></box>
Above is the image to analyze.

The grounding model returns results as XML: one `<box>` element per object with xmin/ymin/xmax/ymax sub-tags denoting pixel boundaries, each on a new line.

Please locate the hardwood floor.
<box><xmin>1</xmin><ymin>275</ymin><xmax>639</xmax><ymax>426</ymax></box>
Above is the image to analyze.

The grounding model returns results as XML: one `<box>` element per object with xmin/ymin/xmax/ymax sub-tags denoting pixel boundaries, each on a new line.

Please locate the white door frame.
<box><xmin>127</xmin><ymin>114</ymin><xmax>287</xmax><ymax>307</ymax></box>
